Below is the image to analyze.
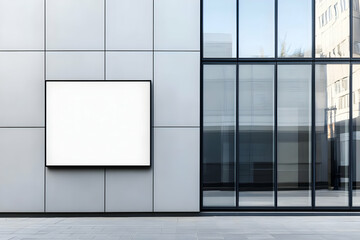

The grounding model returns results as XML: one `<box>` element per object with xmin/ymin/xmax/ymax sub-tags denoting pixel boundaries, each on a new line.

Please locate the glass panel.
<box><xmin>354</xmin><ymin>0</ymin><xmax>360</xmax><ymax>57</ymax></box>
<box><xmin>203</xmin><ymin>64</ymin><xmax>236</xmax><ymax>207</ymax></box>
<box><xmin>353</xmin><ymin>64</ymin><xmax>360</xmax><ymax>205</ymax></box>
<box><xmin>238</xmin><ymin>65</ymin><xmax>274</xmax><ymax>206</ymax></box>
<box><xmin>315</xmin><ymin>0</ymin><xmax>350</xmax><ymax>58</ymax></box>
<box><xmin>278</xmin><ymin>0</ymin><xmax>312</xmax><ymax>58</ymax></box>
<box><xmin>203</xmin><ymin>0</ymin><xmax>237</xmax><ymax>58</ymax></box>
<box><xmin>238</xmin><ymin>0</ymin><xmax>274</xmax><ymax>58</ymax></box>
<box><xmin>315</xmin><ymin>64</ymin><xmax>349</xmax><ymax>206</ymax></box>
<box><xmin>277</xmin><ymin>64</ymin><xmax>312</xmax><ymax>207</ymax></box>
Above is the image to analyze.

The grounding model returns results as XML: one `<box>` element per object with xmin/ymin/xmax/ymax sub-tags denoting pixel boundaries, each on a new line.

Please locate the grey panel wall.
<box><xmin>46</xmin><ymin>169</ymin><xmax>104</xmax><ymax>212</ymax></box>
<box><xmin>154</xmin><ymin>128</ymin><xmax>200</xmax><ymax>212</ymax></box>
<box><xmin>0</xmin><ymin>0</ymin><xmax>44</xmax><ymax>50</ymax></box>
<box><xmin>155</xmin><ymin>0</ymin><xmax>200</xmax><ymax>50</ymax></box>
<box><xmin>105</xmin><ymin>169</ymin><xmax>153</xmax><ymax>212</ymax></box>
<box><xmin>106</xmin><ymin>0</ymin><xmax>153</xmax><ymax>50</ymax></box>
<box><xmin>154</xmin><ymin>52</ymin><xmax>200</xmax><ymax>127</ymax></box>
<box><xmin>46</xmin><ymin>52</ymin><xmax>104</xmax><ymax>80</ymax></box>
<box><xmin>153</xmin><ymin>0</ymin><xmax>200</xmax><ymax>212</ymax></box>
<box><xmin>0</xmin><ymin>52</ymin><xmax>44</xmax><ymax>127</ymax></box>
<box><xmin>0</xmin><ymin>0</ymin><xmax>45</xmax><ymax>213</ymax></box>
<box><xmin>106</xmin><ymin>52</ymin><xmax>153</xmax><ymax>80</ymax></box>
<box><xmin>0</xmin><ymin>0</ymin><xmax>200</xmax><ymax>213</ymax></box>
<box><xmin>46</xmin><ymin>0</ymin><xmax>104</xmax><ymax>50</ymax></box>
<box><xmin>0</xmin><ymin>129</ymin><xmax>44</xmax><ymax>212</ymax></box>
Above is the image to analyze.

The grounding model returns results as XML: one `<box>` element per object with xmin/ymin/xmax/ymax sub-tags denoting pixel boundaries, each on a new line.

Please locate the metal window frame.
<box><xmin>201</xmin><ymin>0</ymin><xmax>359</xmax><ymax>211</ymax></box>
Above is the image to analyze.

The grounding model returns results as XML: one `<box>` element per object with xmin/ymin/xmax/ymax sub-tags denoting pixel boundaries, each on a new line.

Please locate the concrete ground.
<box><xmin>1</xmin><ymin>214</ymin><xmax>360</xmax><ymax>240</ymax></box>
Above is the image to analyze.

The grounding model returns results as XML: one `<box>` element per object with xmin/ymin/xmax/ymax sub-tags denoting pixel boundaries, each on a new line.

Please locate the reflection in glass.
<box><xmin>238</xmin><ymin>0</ymin><xmax>274</xmax><ymax>58</ymax></box>
<box><xmin>203</xmin><ymin>64</ymin><xmax>236</xmax><ymax>207</ymax></box>
<box><xmin>277</xmin><ymin>65</ymin><xmax>312</xmax><ymax>207</ymax></box>
<box><xmin>278</xmin><ymin>0</ymin><xmax>312</xmax><ymax>57</ymax></box>
<box><xmin>354</xmin><ymin>0</ymin><xmax>360</xmax><ymax>57</ymax></box>
<box><xmin>203</xmin><ymin>0</ymin><xmax>237</xmax><ymax>58</ymax></box>
<box><xmin>315</xmin><ymin>0</ymin><xmax>350</xmax><ymax>58</ymax></box>
<box><xmin>353</xmin><ymin>64</ymin><xmax>360</xmax><ymax>205</ymax></box>
<box><xmin>315</xmin><ymin>64</ymin><xmax>349</xmax><ymax>206</ymax></box>
<box><xmin>238</xmin><ymin>65</ymin><xmax>274</xmax><ymax>206</ymax></box>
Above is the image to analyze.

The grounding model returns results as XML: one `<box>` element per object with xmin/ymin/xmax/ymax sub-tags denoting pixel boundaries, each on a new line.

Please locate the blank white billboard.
<box><xmin>46</xmin><ymin>81</ymin><xmax>150</xmax><ymax>166</ymax></box>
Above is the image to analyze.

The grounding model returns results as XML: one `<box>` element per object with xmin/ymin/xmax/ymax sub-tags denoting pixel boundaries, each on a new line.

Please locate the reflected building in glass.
<box><xmin>202</xmin><ymin>0</ymin><xmax>360</xmax><ymax>209</ymax></box>
<box><xmin>353</xmin><ymin>64</ymin><xmax>360</xmax><ymax>206</ymax></box>
<box><xmin>315</xmin><ymin>64</ymin><xmax>349</xmax><ymax>206</ymax></box>
<box><xmin>316</xmin><ymin>0</ymin><xmax>349</xmax><ymax>57</ymax></box>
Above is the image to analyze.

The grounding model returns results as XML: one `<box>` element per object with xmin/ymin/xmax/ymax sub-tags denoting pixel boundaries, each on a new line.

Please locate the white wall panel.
<box><xmin>106</xmin><ymin>0</ymin><xmax>153</xmax><ymax>50</ymax></box>
<box><xmin>46</xmin><ymin>52</ymin><xmax>104</xmax><ymax>80</ymax></box>
<box><xmin>0</xmin><ymin>0</ymin><xmax>44</xmax><ymax>50</ymax></box>
<box><xmin>154</xmin><ymin>0</ymin><xmax>200</xmax><ymax>50</ymax></box>
<box><xmin>46</xmin><ymin>0</ymin><xmax>104</xmax><ymax>50</ymax></box>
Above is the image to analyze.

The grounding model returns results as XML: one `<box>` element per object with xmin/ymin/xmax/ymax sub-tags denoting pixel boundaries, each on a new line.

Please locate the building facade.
<box><xmin>0</xmin><ymin>0</ymin><xmax>360</xmax><ymax>213</ymax></box>
<box><xmin>0</xmin><ymin>0</ymin><xmax>200</xmax><ymax>213</ymax></box>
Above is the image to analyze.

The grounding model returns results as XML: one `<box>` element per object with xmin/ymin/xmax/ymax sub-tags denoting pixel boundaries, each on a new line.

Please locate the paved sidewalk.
<box><xmin>0</xmin><ymin>215</ymin><xmax>360</xmax><ymax>240</ymax></box>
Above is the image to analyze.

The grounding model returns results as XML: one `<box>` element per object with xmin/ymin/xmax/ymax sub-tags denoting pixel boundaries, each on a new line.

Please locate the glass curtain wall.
<box><xmin>278</xmin><ymin>0</ymin><xmax>312</xmax><ymax>57</ymax></box>
<box><xmin>277</xmin><ymin>65</ymin><xmax>312</xmax><ymax>207</ymax></box>
<box><xmin>203</xmin><ymin>65</ymin><xmax>237</xmax><ymax>207</ymax></box>
<box><xmin>238</xmin><ymin>65</ymin><xmax>275</xmax><ymax>207</ymax></box>
<box><xmin>353</xmin><ymin>64</ymin><xmax>360</xmax><ymax>205</ymax></box>
<box><xmin>315</xmin><ymin>64</ymin><xmax>350</xmax><ymax>206</ymax></box>
<box><xmin>202</xmin><ymin>0</ymin><xmax>357</xmax><ymax>209</ymax></box>
<box><xmin>354</xmin><ymin>0</ymin><xmax>360</xmax><ymax>57</ymax></box>
<box><xmin>203</xmin><ymin>0</ymin><xmax>237</xmax><ymax>58</ymax></box>
<box><xmin>315</xmin><ymin>0</ymin><xmax>350</xmax><ymax>57</ymax></box>
<box><xmin>238</xmin><ymin>0</ymin><xmax>274</xmax><ymax>58</ymax></box>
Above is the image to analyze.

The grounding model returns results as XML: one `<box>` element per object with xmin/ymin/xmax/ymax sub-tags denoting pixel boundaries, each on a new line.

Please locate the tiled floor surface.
<box><xmin>0</xmin><ymin>215</ymin><xmax>360</xmax><ymax>240</ymax></box>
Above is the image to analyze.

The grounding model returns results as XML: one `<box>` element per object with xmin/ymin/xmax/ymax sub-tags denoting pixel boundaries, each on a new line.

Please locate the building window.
<box><xmin>202</xmin><ymin>0</ymin><xmax>356</xmax><ymax>209</ymax></box>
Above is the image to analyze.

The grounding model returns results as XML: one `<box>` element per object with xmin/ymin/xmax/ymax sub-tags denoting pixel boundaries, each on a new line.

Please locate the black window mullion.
<box><xmin>235</xmin><ymin>63</ymin><xmax>239</xmax><ymax>208</ymax></box>
<box><xmin>350</xmin><ymin>63</ymin><xmax>353</xmax><ymax>208</ymax></box>
<box><xmin>274</xmin><ymin>62</ymin><xmax>278</xmax><ymax>208</ymax></box>
<box><xmin>351</xmin><ymin>0</ymin><xmax>354</xmax><ymax>59</ymax></box>
<box><xmin>273</xmin><ymin>0</ymin><xmax>278</xmax><ymax>208</ymax></box>
<box><xmin>274</xmin><ymin>0</ymin><xmax>279</xmax><ymax>209</ymax></box>
<box><xmin>235</xmin><ymin>0</ymin><xmax>240</xmax><ymax>208</ymax></box>
<box><xmin>275</xmin><ymin>0</ymin><xmax>278</xmax><ymax>60</ymax></box>
<box><xmin>312</xmin><ymin>0</ymin><xmax>316</xmax><ymax>209</ymax></box>
<box><xmin>349</xmin><ymin>0</ymin><xmax>354</xmax><ymax>209</ymax></box>
<box><xmin>312</xmin><ymin>0</ymin><xmax>316</xmax><ymax>60</ymax></box>
<box><xmin>311</xmin><ymin>62</ymin><xmax>316</xmax><ymax>209</ymax></box>
<box><xmin>199</xmin><ymin>0</ymin><xmax>203</xmax><ymax>211</ymax></box>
